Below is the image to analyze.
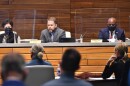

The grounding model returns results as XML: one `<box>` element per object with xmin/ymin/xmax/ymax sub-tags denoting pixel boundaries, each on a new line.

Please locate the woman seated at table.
<box><xmin>102</xmin><ymin>43</ymin><xmax>128</xmax><ymax>83</ymax></box>
<box><xmin>76</xmin><ymin>43</ymin><xmax>128</xmax><ymax>84</ymax></box>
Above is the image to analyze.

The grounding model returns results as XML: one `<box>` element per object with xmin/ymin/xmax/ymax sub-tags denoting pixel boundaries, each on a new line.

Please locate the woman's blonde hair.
<box><xmin>30</xmin><ymin>44</ymin><xmax>44</xmax><ymax>59</ymax></box>
<box><xmin>115</xmin><ymin>43</ymin><xmax>128</xmax><ymax>62</ymax></box>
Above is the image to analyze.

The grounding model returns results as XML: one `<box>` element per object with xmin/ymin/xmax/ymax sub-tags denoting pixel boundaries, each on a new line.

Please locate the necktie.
<box><xmin>51</xmin><ymin>32</ymin><xmax>53</xmax><ymax>42</ymax></box>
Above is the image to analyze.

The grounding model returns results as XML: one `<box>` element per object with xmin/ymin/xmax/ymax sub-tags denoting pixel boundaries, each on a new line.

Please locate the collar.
<box><xmin>60</xmin><ymin>72</ymin><xmax>75</xmax><ymax>79</ymax></box>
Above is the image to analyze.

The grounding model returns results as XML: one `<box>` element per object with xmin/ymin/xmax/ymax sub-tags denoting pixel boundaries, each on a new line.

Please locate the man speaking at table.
<box><xmin>40</xmin><ymin>17</ymin><xmax>66</xmax><ymax>43</ymax></box>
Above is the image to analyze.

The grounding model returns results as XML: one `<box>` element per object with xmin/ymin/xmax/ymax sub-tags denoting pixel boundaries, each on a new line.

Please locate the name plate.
<box><xmin>20</xmin><ymin>39</ymin><xmax>41</xmax><ymax>43</ymax></box>
<box><xmin>91</xmin><ymin>39</ymin><xmax>102</xmax><ymax>43</ymax></box>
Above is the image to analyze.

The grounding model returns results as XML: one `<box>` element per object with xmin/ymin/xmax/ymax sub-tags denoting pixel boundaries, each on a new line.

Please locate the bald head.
<box><xmin>107</xmin><ymin>17</ymin><xmax>117</xmax><ymax>31</ymax></box>
<box><xmin>107</xmin><ymin>17</ymin><xmax>117</xmax><ymax>25</ymax></box>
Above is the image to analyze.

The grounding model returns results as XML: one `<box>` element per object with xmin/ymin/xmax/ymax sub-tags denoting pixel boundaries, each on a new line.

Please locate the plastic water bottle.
<box><xmin>56</xmin><ymin>64</ymin><xmax>61</xmax><ymax>77</ymax></box>
<box><xmin>80</xmin><ymin>34</ymin><xmax>83</xmax><ymax>43</ymax></box>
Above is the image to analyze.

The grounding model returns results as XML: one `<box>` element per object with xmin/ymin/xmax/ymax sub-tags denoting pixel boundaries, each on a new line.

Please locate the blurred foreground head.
<box><xmin>1</xmin><ymin>53</ymin><xmax>26</xmax><ymax>82</ymax></box>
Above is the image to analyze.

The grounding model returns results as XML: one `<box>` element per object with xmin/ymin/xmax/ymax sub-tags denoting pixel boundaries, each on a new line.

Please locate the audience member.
<box><xmin>26</xmin><ymin>44</ymin><xmax>51</xmax><ymax>66</ymax></box>
<box><xmin>1</xmin><ymin>53</ymin><xmax>27</xmax><ymax>86</ymax></box>
<box><xmin>43</xmin><ymin>48</ymin><xmax>92</xmax><ymax>86</ymax></box>
<box><xmin>119</xmin><ymin>44</ymin><xmax>130</xmax><ymax>86</ymax></box>
<box><xmin>102</xmin><ymin>43</ymin><xmax>128</xmax><ymax>84</ymax></box>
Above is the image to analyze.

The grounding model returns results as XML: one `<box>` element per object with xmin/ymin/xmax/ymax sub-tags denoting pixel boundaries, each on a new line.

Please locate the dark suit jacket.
<box><xmin>2</xmin><ymin>80</ymin><xmax>25</xmax><ymax>86</ymax></box>
<box><xmin>102</xmin><ymin>57</ymin><xmax>126</xmax><ymax>84</ymax></box>
<box><xmin>43</xmin><ymin>73</ymin><xmax>92</xmax><ymax>86</ymax></box>
<box><xmin>0</xmin><ymin>33</ymin><xmax>18</xmax><ymax>43</ymax></box>
<box><xmin>40</xmin><ymin>27</ymin><xmax>66</xmax><ymax>43</ymax></box>
<box><xmin>98</xmin><ymin>28</ymin><xmax>125</xmax><ymax>42</ymax></box>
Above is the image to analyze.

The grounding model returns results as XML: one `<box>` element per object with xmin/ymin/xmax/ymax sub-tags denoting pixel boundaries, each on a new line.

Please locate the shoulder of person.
<box><xmin>116</xmin><ymin>28</ymin><xmax>124</xmax><ymax>32</ymax></box>
<box><xmin>41</xmin><ymin>29</ymin><xmax>48</xmax><ymax>33</ymax></box>
<box><xmin>57</xmin><ymin>27</ymin><xmax>64</xmax><ymax>31</ymax></box>
<box><xmin>100</xmin><ymin>28</ymin><xmax>108</xmax><ymax>32</ymax></box>
<box><xmin>75</xmin><ymin>79</ymin><xmax>93</xmax><ymax>86</ymax></box>
<box><xmin>44</xmin><ymin>60</ymin><xmax>52</xmax><ymax>66</ymax></box>
<box><xmin>42</xmin><ymin>29</ymin><xmax>48</xmax><ymax>32</ymax></box>
<box><xmin>42</xmin><ymin>79</ymin><xmax>59</xmax><ymax>86</ymax></box>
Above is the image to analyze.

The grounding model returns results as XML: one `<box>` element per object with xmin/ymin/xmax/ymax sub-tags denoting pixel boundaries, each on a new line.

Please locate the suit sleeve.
<box><xmin>102</xmin><ymin>62</ymin><xmax>115</xmax><ymax>79</ymax></box>
<box><xmin>40</xmin><ymin>31</ymin><xmax>46</xmax><ymax>43</ymax></box>
<box><xmin>120</xmin><ymin>30</ymin><xmax>126</xmax><ymax>42</ymax></box>
<box><xmin>60</xmin><ymin>30</ymin><xmax>66</xmax><ymax>38</ymax></box>
<box><xmin>98</xmin><ymin>30</ymin><xmax>103</xmax><ymax>39</ymax></box>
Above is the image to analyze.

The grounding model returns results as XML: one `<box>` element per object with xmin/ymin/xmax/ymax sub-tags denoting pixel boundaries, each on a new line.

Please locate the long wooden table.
<box><xmin>0</xmin><ymin>42</ymin><xmax>130</xmax><ymax>84</ymax></box>
<box><xmin>0</xmin><ymin>42</ymin><xmax>130</xmax><ymax>72</ymax></box>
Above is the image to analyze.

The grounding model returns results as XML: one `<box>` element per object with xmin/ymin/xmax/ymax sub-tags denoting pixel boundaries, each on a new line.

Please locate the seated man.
<box><xmin>40</xmin><ymin>17</ymin><xmax>66</xmax><ymax>43</ymax></box>
<box><xmin>1</xmin><ymin>53</ymin><xmax>27</xmax><ymax>86</ymax></box>
<box><xmin>26</xmin><ymin>44</ymin><xmax>51</xmax><ymax>66</ymax></box>
<box><xmin>43</xmin><ymin>49</ymin><xmax>92</xmax><ymax>86</ymax></box>
<box><xmin>98</xmin><ymin>17</ymin><xmax>125</xmax><ymax>42</ymax></box>
<box><xmin>0</xmin><ymin>19</ymin><xmax>20</xmax><ymax>43</ymax></box>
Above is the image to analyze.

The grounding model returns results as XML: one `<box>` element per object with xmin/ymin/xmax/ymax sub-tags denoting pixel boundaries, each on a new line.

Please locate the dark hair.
<box><xmin>1</xmin><ymin>53</ymin><xmax>26</xmax><ymax>81</ymax></box>
<box><xmin>1</xmin><ymin>19</ymin><xmax>13</xmax><ymax>28</ymax></box>
<box><xmin>47</xmin><ymin>17</ymin><xmax>57</xmax><ymax>24</ymax></box>
<box><xmin>60</xmin><ymin>49</ymin><xmax>81</xmax><ymax>72</ymax></box>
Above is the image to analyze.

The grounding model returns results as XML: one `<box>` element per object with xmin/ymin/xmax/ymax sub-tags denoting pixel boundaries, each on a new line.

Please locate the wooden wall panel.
<box><xmin>0</xmin><ymin>0</ymin><xmax>130</xmax><ymax>41</ymax></box>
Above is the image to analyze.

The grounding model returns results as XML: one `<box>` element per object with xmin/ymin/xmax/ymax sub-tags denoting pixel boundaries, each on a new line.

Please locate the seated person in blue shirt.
<box><xmin>1</xmin><ymin>53</ymin><xmax>27</xmax><ymax>86</ymax></box>
<box><xmin>43</xmin><ymin>49</ymin><xmax>92</xmax><ymax>86</ymax></box>
<box><xmin>26</xmin><ymin>44</ymin><xmax>51</xmax><ymax>66</ymax></box>
<box><xmin>98</xmin><ymin>17</ymin><xmax>125</xmax><ymax>42</ymax></box>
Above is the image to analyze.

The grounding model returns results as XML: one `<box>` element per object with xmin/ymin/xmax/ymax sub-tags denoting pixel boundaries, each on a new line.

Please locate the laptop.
<box><xmin>59</xmin><ymin>38</ymin><xmax>75</xmax><ymax>43</ymax></box>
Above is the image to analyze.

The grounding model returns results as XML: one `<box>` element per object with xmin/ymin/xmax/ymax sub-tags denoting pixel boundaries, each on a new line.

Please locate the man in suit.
<box><xmin>40</xmin><ymin>17</ymin><xmax>66</xmax><ymax>43</ymax></box>
<box><xmin>1</xmin><ymin>53</ymin><xmax>27</xmax><ymax>86</ymax></box>
<box><xmin>98</xmin><ymin>17</ymin><xmax>125</xmax><ymax>42</ymax></box>
<box><xmin>43</xmin><ymin>48</ymin><xmax>92</xmax><ymax>86</ymax></box>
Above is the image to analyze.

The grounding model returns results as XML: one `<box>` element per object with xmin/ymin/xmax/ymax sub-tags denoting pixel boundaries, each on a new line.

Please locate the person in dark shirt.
<box><xmin>26</xmin><ymin>44</ymin><xmax>51</xmax><ymax>66</ymax></box>
<box><xmin>0</xmin><ymin>19</ymin><xmax>20</xmax><ymax>43</ymax></box>
<box><xmin>43</xmin><ymin>49</ymin><xmax>92</xmax><ymax>86</ymax></box>
<box><xmin>1</xmin><ymin>53</ymin><xmax>27</xmax><ymax>86</ymax></box>
<box><xmin>102</xmin><ymin>43</ymin><xmax>129</xmax><ymax>84</ymax></box>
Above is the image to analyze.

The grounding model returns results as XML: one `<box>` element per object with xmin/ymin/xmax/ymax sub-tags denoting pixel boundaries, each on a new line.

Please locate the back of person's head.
<box><xmin>1</xmin><ymin>19</ymin><xmax>13</xmax><ymax>28</ymax></box>
<box><xmin>1</xmin><ymin>53</ymin><xmax>26</xmax><ymax>82</ymax></box>
<box><xmin>60</xmin><ymin>48</ymin><xmax>81</xmax><ymax>72</ymax></box>
<box><xmin>115</xmin><ymin>43</ymin><xmax>128</xmax><ymax>61</ymax></box>
<box><xmin>30</xmin><ymin>44</ymin><xmax>44</xmax><ymax>59</ymax></box>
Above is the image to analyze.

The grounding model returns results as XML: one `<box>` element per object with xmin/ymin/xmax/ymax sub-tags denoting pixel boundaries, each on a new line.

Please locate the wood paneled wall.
<box><xmin>0</xmin><ymin>0</ymin><xmax>130</xmax><ymax>41</ymax></box>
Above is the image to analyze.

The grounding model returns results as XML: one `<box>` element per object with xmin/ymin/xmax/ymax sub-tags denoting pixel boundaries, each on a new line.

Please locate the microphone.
<box><xmin>44</xmin><ymin>50</ymin><xmax>48</xmax><ymax>61</ymax></box>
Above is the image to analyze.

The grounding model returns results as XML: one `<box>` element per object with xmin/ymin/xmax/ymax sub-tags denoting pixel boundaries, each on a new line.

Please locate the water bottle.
<box><xmin>56</xmin><ymin>64</ymin><xmax>61</xmax><ymax>77</ymax></box>
<box><xmin>80</xmin><ymin>34</ymin><xmax>83</xmax><ymax>43</ymax></box>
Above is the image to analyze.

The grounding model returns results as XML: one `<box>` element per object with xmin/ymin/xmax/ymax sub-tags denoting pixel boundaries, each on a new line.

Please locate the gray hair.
<box><xmin>30</xmin><ymin>44</ymin><xmax>44</xmax><ymax>59</ymax></box>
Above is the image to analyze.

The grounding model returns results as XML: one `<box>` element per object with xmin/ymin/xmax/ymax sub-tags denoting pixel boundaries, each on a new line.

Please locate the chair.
<box><xmin>25</xmin><ymin>65</ymin><xmax>55</xmax><ymax>86</ymax></box>
<box><xmin>65</xmin><ymin>31</ymin><xmax>71</xmax><ymax>38</ymax></box>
